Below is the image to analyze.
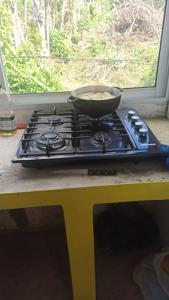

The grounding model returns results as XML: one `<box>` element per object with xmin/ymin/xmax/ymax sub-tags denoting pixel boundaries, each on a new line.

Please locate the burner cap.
<box><xmin>36</xmin><ymin>131</ymin><xmax>65</xmax><ymax>151</ymax></box>
<box><xmin>48</xmin><ymin>116</ymin><xmax>63</xmax><ymax>126</ymax></box>
<box><xmin>92</xmin><ymin>131</ymin><xmax>112</xmax><ymax>146</ymax></box>
<box><xmin>79</xmin><ymin>114</ymin><xmax>114</xmax><ymax>130</ymax></box>
<box><xmin>99</xmin><ymin>114</ymin><xmax>113</xmax><ymax>121</ymax></box>
<box><xmin>94</xmin><ymin>115</ymin><xmax>114</xmax><ymax>130</ymax></box>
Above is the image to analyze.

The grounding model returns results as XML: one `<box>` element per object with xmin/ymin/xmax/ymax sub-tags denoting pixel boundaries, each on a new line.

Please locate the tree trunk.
<box><xmin>24</xmin><ymin>0</ymin><xmax>27</xmax><ymax>39</ymax></box>
<box><xmin>32</xmin><ymin>0</ymin><xmax>50</xmax><ymax>55</ymax></box>
<box><xmin>44</xmin><ymin>0</ymin><xmax>50</xmax><ymax>54</ymax></box>
<box><xmin>12</xmin><ymin>0</ymin><xmax>24</xmax><ymax>48</ymax></box>
<box><xmin>60</xmin><ymin>0</ymin><xmax>67</xmax><ymax>30</ymax></box>
<box><xmin>50</xmin><ymin>0</ymin><xmax>56</xmax><ymax>31</ymax></box>
<box><xmin>72</xmin><ymin>0</ymin><xmax>77</xmax><ymax>35</ymax></box>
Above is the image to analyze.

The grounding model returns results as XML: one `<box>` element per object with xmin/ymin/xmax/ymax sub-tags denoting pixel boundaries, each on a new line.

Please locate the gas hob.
<box><xmin>12</xmin><ymin>108</ymin><xmax>161</xmax><ymax>168</ymax></box>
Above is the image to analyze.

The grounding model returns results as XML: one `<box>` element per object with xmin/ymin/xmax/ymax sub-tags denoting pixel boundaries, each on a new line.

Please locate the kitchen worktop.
<box><xmin>1</xmin><ymin>118</ymin><xmax>169</xmax><ymax>194</ymax></box>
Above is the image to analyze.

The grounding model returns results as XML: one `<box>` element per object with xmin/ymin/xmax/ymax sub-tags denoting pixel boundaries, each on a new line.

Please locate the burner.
<box><xmin>92</xmin><ymin>131</ymin><xmax>112</xmax><ymax>146</ymax></box>
<box><xmin>99</xmin><ymin>114</ymin><xmax>113</xmax><ymax>121</ymax></box>
<box><xmin>48</xmin><ymin>116</ymin><xmax>63</xmax><ymax>126</ymax></box>
<box><xmin>36</xmin><ymin>131</ymin><xmax>65</xmax><ymax>150</ymax></box>
<box><xmin>79</xmin><ymin>114</ymin><xmax>114</xmax><ymax>131</ymax></box>
<box><xmin>93</xmin><ymin>115</ymin><xmax>114</xmax><ymax>130</ymax></box>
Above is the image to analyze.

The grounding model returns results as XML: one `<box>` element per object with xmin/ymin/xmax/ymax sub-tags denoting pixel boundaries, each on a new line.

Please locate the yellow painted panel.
<box><xmin>0</xmin><ymin>181</ymin><xmax>169</xmax><ymax>210</ymax></box>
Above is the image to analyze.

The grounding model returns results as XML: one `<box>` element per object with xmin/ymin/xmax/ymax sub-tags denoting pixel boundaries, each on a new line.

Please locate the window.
<box><xmin>0</xmin><ymin>0</ymin><xmax>169</xmax><ymax>104</ymax></box>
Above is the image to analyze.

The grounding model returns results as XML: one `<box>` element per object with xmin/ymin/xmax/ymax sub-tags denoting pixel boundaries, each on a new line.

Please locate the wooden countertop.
<box><xmin>1</xmin><ymin>118</ymin><xmax>169</xmax><ymax>194</ymax></box>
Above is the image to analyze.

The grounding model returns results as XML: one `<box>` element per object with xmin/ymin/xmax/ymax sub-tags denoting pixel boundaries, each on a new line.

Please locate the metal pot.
<box><xmin>67</xmin><ymin>85</ymin><xmax>122</xmax><ymax>118</ymax></box>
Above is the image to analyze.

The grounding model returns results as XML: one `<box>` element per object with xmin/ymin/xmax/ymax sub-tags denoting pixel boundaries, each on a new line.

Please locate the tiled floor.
<box><xmin>0</xmin><ymin>230</ymin><xmax>146</xmax><ymax>300</ymax></box>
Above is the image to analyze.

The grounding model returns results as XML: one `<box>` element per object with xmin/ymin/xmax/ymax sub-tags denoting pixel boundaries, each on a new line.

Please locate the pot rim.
<box><xmin>70</xmin><ymin>85</ymin><xmax>121</xmax><ymax>100</ymax></box>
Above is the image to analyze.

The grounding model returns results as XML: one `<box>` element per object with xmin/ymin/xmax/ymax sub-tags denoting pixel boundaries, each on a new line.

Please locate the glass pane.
<box><xmin>0</xmin><ymin>0</ymin><xmax>166</xmax><ymax>93</ymax></box>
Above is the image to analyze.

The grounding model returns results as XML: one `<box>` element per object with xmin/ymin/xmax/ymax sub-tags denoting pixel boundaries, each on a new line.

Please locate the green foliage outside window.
<box><xmin>0</xmin><ymin>0</ymin><xmax>165</xmax><ymax>93</ymax></box>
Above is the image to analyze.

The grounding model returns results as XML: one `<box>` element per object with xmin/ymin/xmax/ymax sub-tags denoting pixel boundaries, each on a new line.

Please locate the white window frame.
<box><xmin>0</xmin><ymin>0</ymin><xmax>169</xmax><ymax>117</ymax></box>
<box><xmin>0</xmin><ymin>54</ymin><xmax>9</xmax><ymax>92</ymax></box>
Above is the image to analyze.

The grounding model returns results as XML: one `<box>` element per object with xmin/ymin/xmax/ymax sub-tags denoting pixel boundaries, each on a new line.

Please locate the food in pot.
<box><xmin>78</xmin><ymin>91</ymin><xmax>115</xmax><ymax>100</ymax></box>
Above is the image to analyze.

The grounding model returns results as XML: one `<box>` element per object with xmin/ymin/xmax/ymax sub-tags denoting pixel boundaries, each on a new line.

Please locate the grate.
<box><xmin>20</xmin><ymin>109</ymin><xmax>135</xmax><ymax>157</ymax></box>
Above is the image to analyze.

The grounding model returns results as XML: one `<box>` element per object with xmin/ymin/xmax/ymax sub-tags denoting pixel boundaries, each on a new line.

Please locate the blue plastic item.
<box><xmin>160</xmin><ymin>144</ymin><xmax>169</xmax><ymax>156</ymax></box>
<box><xmin>165</xmin><ymin>157</ymin><xmax>169</xmax><ymax>168</ymax></box>
<box><xmin>160</xmin><ymin>145</ymin><xmax>169</xmax><ymax>168</ymax></box>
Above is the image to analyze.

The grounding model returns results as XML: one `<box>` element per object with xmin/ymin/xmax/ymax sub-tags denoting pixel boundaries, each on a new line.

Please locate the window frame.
<box><xmin>0</xmin><ymin>54</ymin><xmax>9</xmax><ymax>91</ymax></box>
<box><xmin>0</xmin><ymin>0</ymin><xmax>169</xmax><ymax>115</ymax></box>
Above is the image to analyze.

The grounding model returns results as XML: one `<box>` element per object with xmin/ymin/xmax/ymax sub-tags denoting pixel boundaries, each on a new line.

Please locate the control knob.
<box><xmin>139</xmin><ymin>128</ymin><xmax>148</xmax><ymax>141</ymax></box>
<box><xmin>135</xmin><ymin>121</ymin><xmax>143</xmax><ymax>131</ymax></box>
<box><xmin>131</xmin><ymin>115</ymin><xmax>139</xmax><ymax>125</ymax></box>
<box><xmin>128</xmin><ymin>110</ymin><xmax>135</xmax><ymax>119</ymax></box>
